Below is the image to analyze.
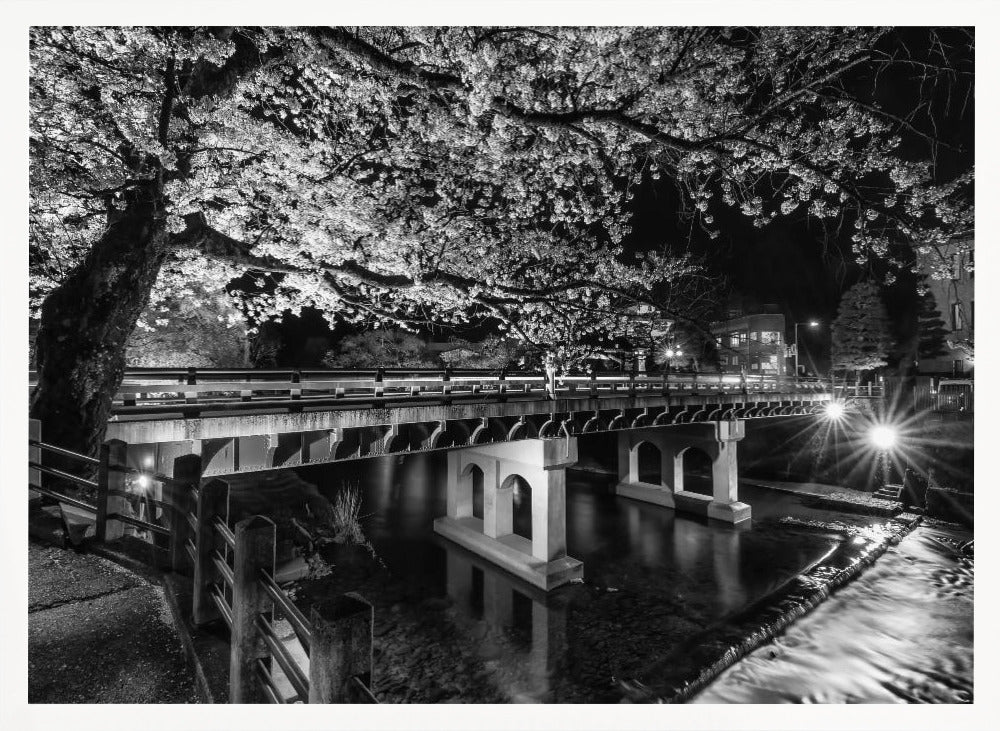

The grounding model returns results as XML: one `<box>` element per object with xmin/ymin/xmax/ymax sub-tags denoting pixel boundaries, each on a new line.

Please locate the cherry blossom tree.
<box><xmin>30</xmin><ymin>26</ymin><xmax>973</xmax><ymax>457</ymax></box>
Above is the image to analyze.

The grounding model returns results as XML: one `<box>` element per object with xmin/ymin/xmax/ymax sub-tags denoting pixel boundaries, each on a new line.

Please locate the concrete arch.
<box><xmin>469</xmin><ymin>425</ymin><xmax>491</xmax><ymax>445</ymax></box>
<box><xmin>538</xmin><ymin>419</ymin><xmax>559</xmax><ymax>438</ymax></box>
<box><xmin>507</xmin><ymin>419</ymin><xmax>538</xmax><ymax>441</ymax></box>
<box><xmin>608</xmin><ymin>412</ymin><xmax>628</xmax><ymax>430</ymax></box>
<box><xmin>384</xmin><ymin>432</ymin><xmax>409</xmax><ymax>454</ymax></box>
<box><xmin>428</xmin><ymin>422</ymin><xmax>454</xmax><ymax>449</ymax></box>
<box><xmin>582</xmin><ymin>414</ymin><xmax>604</xmax><ymax>433</ymax></box>
<box><xmin>673</xmin><ymin>409</ymin><xmax>692</xmax><ymax>424</ymax></box>
<box><xmin>653</xmin><ymin>409</ymin><xmax>674</xmax><ymax>426</ymax></box>
<box><xmin>631</xmin><ymin>411</ymin><xmax>654</xmax><ymax>429</ymax></box>
<box><xmin>676</xmin><ymin>444</ymin><xmax>715</xmax><ymax>496</ymax></box>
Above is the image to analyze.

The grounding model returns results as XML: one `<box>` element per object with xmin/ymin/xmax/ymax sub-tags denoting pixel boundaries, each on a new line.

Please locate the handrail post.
<box><xmin>497</xmin><ymin>368</ymin><xmax>507</xmax><ymax>402</ymax></box>
<box><xmin>308</xmin><ymin>593</ymin><xmax>374</xmax><ymax>703</ymax></box>
<box><xmin>230</xmin><ymin>516</ymin><xmax>276</xmax><ymax>704</ymax></box>
<box><xmin>291</xmin><ymin>370</ymin><xmax>302</xmax><ymax>401</ymax></box>
<box><xmin>374</xmin><ymin>368</ymin><xmax>384</xmax><ymax>399</ymax></box>
<box><xmin>442</xmin><ymin>367</ymin><xmax>452</xmax><ymax>402</ymax></box>
<box><xmin>167</xmin><ymin>454</ymin><xmax>202</xmax><ymax>575</ymax></box>
<box><xmin>29</xmin><ymin>419</ymin><xmax>41</xmax><ymax>490</ymax></box>
<box><xmin>193</xmin><ymin>478</ymin><xmax>229</xmax><ymax>625</ymax></box>
<box><xmin>95</xmin><ymin>440</ymin><xmax>126</xmax><ymax>543</ymax></box>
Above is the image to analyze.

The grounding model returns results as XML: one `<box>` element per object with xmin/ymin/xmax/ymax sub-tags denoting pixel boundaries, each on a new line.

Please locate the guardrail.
<box><xmin>190</xmin><ymin>477</ymin><xmax>376</xmax><ymax>703</ymax></box>
<box><xmin>29</xmin><ymin>368</ymin><xmax>834</xmax><ymax>418</ymax></box>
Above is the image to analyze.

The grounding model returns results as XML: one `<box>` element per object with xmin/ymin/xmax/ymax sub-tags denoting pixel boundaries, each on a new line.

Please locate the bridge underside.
<box><xmin>107</xmin><ymin>392</ymin><xmax>829</xmax><ymax>478</ymax></box>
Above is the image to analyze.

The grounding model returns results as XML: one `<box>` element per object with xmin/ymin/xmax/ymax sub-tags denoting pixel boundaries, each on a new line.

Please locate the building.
<box><xmin>915</xmin><ymin>234</ymin><xmax>974</xmax><ymax>377</ymax></box>
<box><xmin>710</xmin><ymin>304</ymin><xmax>787</xmax><ymax>376</ymax></box>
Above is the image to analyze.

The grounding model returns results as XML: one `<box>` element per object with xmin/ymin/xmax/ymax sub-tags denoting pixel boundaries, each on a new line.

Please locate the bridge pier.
<box><xmin>433</xmin><ymin>438</ymin><xmax>583</xmax><ymax>591</ymax></box>
<box><xmin>615</xmin><ymin>420</ymin><xmax>751</xmax><ymax>524</ymax></box>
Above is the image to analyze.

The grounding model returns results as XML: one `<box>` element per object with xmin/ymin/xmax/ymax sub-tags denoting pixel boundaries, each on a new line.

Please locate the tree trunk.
<box><xmin>30</xmin><ymin>183</ymin><xmax>168</xmax><ymax>472</ymax></box>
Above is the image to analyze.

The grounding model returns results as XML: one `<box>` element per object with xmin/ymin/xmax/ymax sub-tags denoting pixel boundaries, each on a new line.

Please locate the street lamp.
<box><xmin>663</xmin><ymin>346</ymin><xmax>683</xmax><ymax>372</ymax></box>
<box><xmin>794</xmin><ymin>320</ymin><xmax>820</xmax><ymax>378</ymax></box>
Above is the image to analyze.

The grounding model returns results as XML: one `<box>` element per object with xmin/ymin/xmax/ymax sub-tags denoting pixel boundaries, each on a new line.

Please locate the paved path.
<box><xmin>28</xmin><ymin>541</ymin><xmax>200</xmax><ymax>703</ymax></box>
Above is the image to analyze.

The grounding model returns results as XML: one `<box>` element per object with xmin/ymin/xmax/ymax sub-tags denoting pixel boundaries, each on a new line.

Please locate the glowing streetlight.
<box><xmin>136</xmin><ymin>474</ymin><xmax>151</xmax><ymax>491</ymax></box>
<box><xmin>824</xmin><ymin>401</ymin><xmax>845</xmax><ymax>420</ymax></box>
<box><xmin>869</xmin><ymin>425</ymin><xmax>897</xmax><ymax>451</ymax></box>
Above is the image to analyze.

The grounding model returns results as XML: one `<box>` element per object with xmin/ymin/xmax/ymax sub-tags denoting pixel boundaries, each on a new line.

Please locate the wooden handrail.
<box><xmin>259</xmin><ymin>568</ymin><xmax>312</xmax><ymax>654</ymax></box>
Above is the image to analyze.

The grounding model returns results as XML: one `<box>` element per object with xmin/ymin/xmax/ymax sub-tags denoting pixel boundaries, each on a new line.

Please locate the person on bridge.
<box><xmin>544</xmin><ymin>352</ymin><xmax>557</xmax><ymax>400</ymax></box>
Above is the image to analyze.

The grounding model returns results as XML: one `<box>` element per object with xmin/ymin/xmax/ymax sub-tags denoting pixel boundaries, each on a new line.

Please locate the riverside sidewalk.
<box><xmin>28</xmin><ymin>539</ymin><xmax>200</xmax><ymax>703</ymax></box>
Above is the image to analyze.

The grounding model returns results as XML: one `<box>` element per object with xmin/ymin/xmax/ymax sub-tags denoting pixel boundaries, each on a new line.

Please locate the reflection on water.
<box><xmin>693</xmin><ymin>524</ymin><xmax>974</xmax><ymax>703</ymax></box>
<box><xmin>297</xmin><ymin>452</ymin><xmax>851</xmax><ymax>702</ymax></box>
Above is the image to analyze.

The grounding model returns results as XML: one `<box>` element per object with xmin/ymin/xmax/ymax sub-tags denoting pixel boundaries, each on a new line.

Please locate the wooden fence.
<box><xmin>28</xmin><ymin>419</ymin><xmax>377</xmax><ymax>704</ymax></box>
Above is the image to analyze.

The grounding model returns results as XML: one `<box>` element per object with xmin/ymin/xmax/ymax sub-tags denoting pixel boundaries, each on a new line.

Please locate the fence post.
<box><xmin>193</xmin><ymin>478</ymin><xmax>229</xmax><ymax>626</ymax></box>
<box><xmin>167</xmin><ymin>454</ymin><xmax>202</xmax><ymax>575</ymax></box>
<box><xmin>29</xmin><ymin>419</ymin><xmax>41</xmax><ymax>490</ymax></box>
<box><xmin>95</xmin><ymin>439</ymin><xmax>127</xmax><ymax>543</ymax></box>
<box><xmin>230</xmin><ymin>516</ymin><xmax>276</xmax><ymax>704</ymax></box>
<box><xmin>308</xmin><ymin>593</ymin><xmax>374</xmax><ymax>703</ymax></box>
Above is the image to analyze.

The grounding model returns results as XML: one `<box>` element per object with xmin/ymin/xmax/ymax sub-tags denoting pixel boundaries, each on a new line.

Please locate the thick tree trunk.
<box><xmin>30</xmin><ymin>183</ymin><xmax>168</xmax><ymax>471</ymax></box>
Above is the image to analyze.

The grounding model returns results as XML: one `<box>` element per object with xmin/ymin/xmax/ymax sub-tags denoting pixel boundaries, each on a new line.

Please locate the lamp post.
<box><xmin>793</xmin><ymin>320</ymin><xmax>820</xmax><ymax>378</ymax></box>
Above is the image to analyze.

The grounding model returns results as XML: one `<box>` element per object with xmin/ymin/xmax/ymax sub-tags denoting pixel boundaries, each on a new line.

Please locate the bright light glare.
<box><xmin>869</xmin><ymin>425</ymin><xmax>897</xmax><ymax>450</ymax></box>
<box><xmin>809</xmin><ymin>320</ymin><xmax>820</xmax><ymax>327</ymax></box>
<box><xmin>136</xmin><ymin>474</ymin><xmax>151</xmax><ymax>490</ymax></box>
<box><xmin>825</xmin><ymin>402</ymin><xmax>845</xmax><ymax>419</ymax></box>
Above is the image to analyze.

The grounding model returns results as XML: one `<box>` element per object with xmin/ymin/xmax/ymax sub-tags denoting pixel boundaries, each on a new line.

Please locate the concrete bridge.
<box><xmin>39</xmin><ymin>368</ymin><xmax>833</xmax><ymax>591</ymax></box>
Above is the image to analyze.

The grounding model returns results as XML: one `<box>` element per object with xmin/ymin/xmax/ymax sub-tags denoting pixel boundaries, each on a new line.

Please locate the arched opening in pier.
<box><xmin>636</xmin><ymin>441</ymin><xmax>661</xmax><ymax>484</ymax></box>
<box><xmin>680</xmin><ymin>447</ymin><xmax>714</xmax><ymax>495</ymax></box>
<box><xmin>503</xmin><ymin>474</ymin><xmax>533</xmax><ymax>540</ymax></box>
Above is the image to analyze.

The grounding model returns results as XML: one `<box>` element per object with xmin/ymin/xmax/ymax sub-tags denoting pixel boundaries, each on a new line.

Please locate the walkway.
<box><xmin>28</xmin><ymin>540</ymin><xmax>199</xmax><ymax>703</ymax></box>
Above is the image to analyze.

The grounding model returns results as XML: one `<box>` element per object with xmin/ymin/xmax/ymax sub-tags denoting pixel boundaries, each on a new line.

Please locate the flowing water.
<box><xmin>288</xmin><ymin>450</ymin><xmax>965</xmax><ymax>703</ymax></box>
<box><xmin>693</xmin><ymin>523</ymin><xmax>973</xmax><ymax>703</ymax></box>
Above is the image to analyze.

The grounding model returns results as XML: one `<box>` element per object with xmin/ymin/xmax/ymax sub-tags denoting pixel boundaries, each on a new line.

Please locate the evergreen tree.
<box><xmin>831</xmin><ymin>281</ymin><xmax>893</xmax><ymax>377</ymax></box>
<box><xmin>915</xmin><ymin>278</ymin><xmax>949</xmax><ymax>361</ymax></box>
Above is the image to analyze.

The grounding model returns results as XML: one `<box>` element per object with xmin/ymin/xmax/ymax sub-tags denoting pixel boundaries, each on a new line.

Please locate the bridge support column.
<box><xmin>434</xmin><ymin>438</ymin><xmax>583</xmax><ymax>591</ymax></box>
<box><xmin>614</xmin><ymin>421</ymin><xmax>751</xmax><ymax>525</ymax></box>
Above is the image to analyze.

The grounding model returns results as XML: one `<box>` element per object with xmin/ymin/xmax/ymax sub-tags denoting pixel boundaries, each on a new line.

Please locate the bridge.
<box><xmin>31</xmin><ymin>368</ymin><xmax>836</xmax><ymax>591</ymax></box>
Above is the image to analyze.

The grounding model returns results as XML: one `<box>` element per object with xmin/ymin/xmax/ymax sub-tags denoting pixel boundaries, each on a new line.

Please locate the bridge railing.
<box><xmin>189</xmin><ymin>478</ymin><xmax>376</xmax><ymax>703</ymax></box>
<box><xmin>29</xmin><ymin>369</ymin><xmax>832</xmax><ymax>417</ymax></box>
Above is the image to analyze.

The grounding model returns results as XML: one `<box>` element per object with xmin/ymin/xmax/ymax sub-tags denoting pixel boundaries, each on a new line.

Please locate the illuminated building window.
<box><xmin>760</xmin><ymin>331</ymin><xmax>782</xmax><ymax>345</ymax></box>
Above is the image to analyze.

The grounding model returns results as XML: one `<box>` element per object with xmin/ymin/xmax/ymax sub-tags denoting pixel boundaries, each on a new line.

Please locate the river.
<box><xmin>288</xmin><ymin>448</ymin><xmax>971</xmax><ymax>703</ymax></box>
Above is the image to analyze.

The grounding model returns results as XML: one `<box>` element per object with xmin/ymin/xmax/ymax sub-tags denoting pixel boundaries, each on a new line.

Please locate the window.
<box><xmin>760</xmin><ymin>331</ymin><xmax>782</xmax><ymax>345</ymax></box>
<box><xmin>950</xmin><ymin>254</ymin><xmax>960</xmax><ymax>280</ymax></box>
<box><xmin>951</xmin><ymin>302</ymin><xmax>964</xmax><ymax>331</ymax></box>
<box><xmin>761</xmin><ymin>355</ymin><xmax>779</xmax><ymax>372</ymax></box>
<box><xmin>751</xmin><ymin>361</ymin><xmax>759</xmax><ymax>370</ymax></box>
<box><xmin>729</xmin><ymin>330</ymin><xmax>747</xmax><ymax>347</ymax></box>
<box><xmin>969</xmin><ymin>250</ymin><xmax>975</xmax><ymax>280</ymax></box>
